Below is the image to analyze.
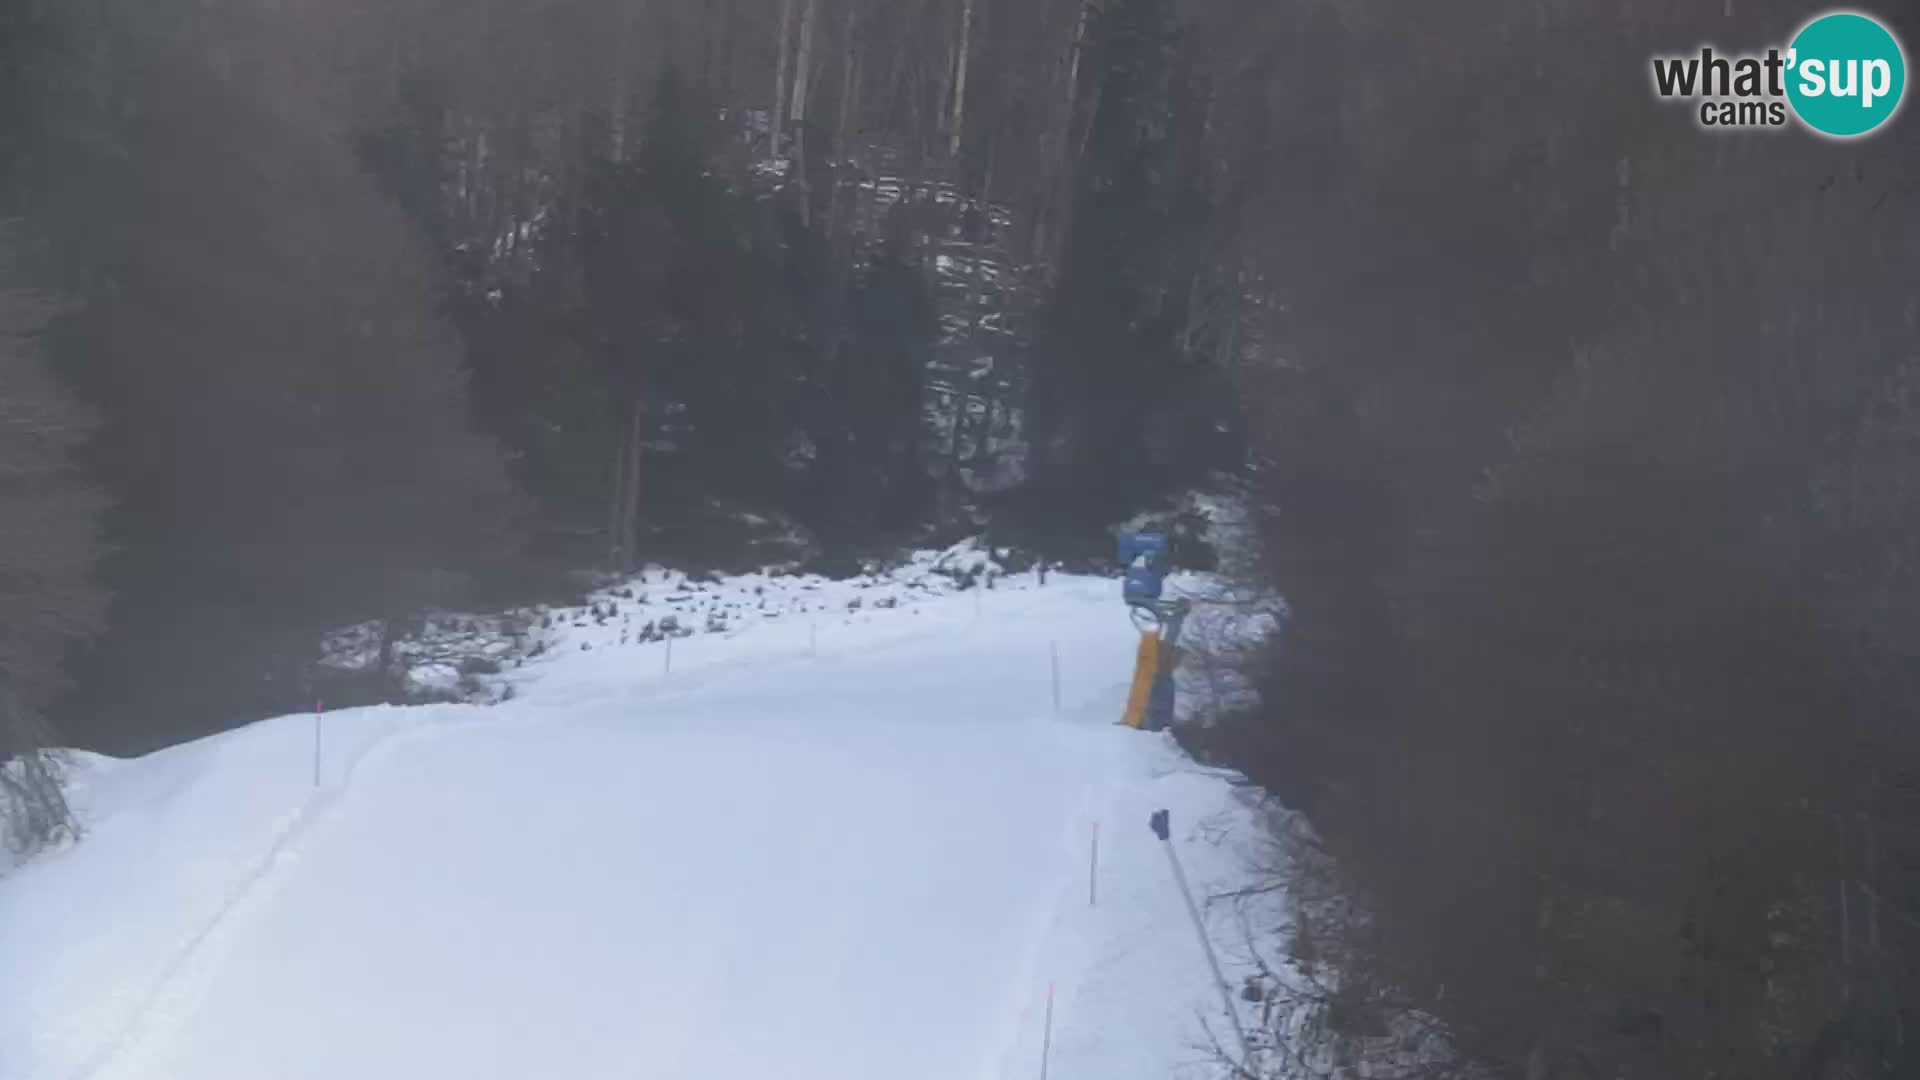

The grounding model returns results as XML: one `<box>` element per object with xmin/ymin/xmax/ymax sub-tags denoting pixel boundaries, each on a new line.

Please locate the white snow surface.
<box><xmin>2</xmin><ymin>570</ymin><xmax>1281</xmax><ymax>1080</ymax></box>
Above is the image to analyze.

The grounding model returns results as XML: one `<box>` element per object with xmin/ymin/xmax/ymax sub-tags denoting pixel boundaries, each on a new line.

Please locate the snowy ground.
<box><xmin>2</xmin><ymin>567</ymin><xmax>1285</xmax><ymax>1080</ymax></box>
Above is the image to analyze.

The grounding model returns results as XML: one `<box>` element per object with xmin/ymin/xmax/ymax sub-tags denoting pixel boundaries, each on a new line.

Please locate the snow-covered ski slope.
<box><xmin>2</xmin><ymin>572</ymin><xmax>1276</xmax><ymax>1080</ymax></box>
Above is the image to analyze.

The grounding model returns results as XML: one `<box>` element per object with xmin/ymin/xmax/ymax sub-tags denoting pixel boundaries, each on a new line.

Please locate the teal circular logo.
<box><xmin>1787</xmin><ymin>12</ymin><xmax>1907</xmax><ymax>137</ymax></box>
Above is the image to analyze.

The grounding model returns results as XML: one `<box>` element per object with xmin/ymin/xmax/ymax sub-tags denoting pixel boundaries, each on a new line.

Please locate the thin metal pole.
<box><xmin>1841</xmin><ymin>876</ymin><xmax>1853</xmax><ymax>1001</ymax></box>
<box><xmin>1154</xmin><ymin>811</ymin><xmax>1254</xmax><ymax>1066</ymax></box>
<box><xmin>1089</xmin><ymin>822</ymin><xmax>1099</xmax><ymax>907</ymax></box>
<box><xmin>1039</xmin><ymin>981</ymin><xmax>1056</xmax><ymax>1080</ymax></box>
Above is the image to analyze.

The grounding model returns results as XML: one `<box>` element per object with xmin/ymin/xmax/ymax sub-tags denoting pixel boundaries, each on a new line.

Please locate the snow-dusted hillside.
<box><xmin>2</xmin><ymin>565</ymin><xmax>1283</xmax><ymax>1080</ymax></box>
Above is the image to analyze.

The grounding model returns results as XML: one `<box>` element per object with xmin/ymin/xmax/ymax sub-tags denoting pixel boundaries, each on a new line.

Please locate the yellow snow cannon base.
<box><xmin>1122</xmin><ymin>631</ymin><xmax>1161</xmax><ymax>728</ymax></box>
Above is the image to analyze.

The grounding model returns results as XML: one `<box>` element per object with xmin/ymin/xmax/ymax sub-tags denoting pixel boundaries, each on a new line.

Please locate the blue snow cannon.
<box><xmin>1118</xmin><ymin>531</ymin><xmax>1170</xmax><ymax>606</ymax></box>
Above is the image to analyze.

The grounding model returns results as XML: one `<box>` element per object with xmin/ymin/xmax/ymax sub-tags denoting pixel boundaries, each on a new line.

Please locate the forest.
<box><xmin>4</xmin><ymin>0</ymin><xmax>1919</xmax><ymax>1076</ymax></box>
<box><xmin>3</xmin><ymin>0</ymin><xmax>1250</xmax><ymax>751</ymax></box>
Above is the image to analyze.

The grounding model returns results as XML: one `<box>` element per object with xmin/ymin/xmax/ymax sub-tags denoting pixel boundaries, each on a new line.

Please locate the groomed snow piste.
<box><xmin>2</xmin><ymin>569</ymin><xmax>1278</xmax><ymax>1080</ymax></box>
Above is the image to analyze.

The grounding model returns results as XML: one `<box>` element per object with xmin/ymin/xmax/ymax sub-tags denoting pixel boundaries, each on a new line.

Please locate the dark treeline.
<box><xmin>5</xmin><ymin>1</ymin><xmax>526</xmax><ymax>749</ymax></box>
<box><xmin>2</xmin><ymin>0</ymin><xmax>1244</xmax><ymax>751</ymax></box>
<box><xmin>1192</xmin><ymin>2</ymin><xmax>1920</xmax><ymax>1078</ymax></box>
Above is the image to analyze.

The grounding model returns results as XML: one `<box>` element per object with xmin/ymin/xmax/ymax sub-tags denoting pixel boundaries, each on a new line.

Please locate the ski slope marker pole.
<box><xmin>1150</xmin><ymin>809</ymin><xmax>1254</xmax><ymax>1067</ymax></box>
<box><xmin>1050</xmin><ymin>641</ymin><xmax>1062</xmax><ymax>715</ymax></box>
<box><xmin>312</xmin><ymin>699</ymin><xmax>323</xmax><ymax>788</ymax></box>
<box><xmin>664</xmin><ymin>635</ymin><xmax>673</xmax><ymax>676</ymax></box>
<box><xmin>1044</xmin><ymin>976</ymin><xmax>1059</xmax><ymax>1076</ymax></box>
<box><xmin>1090</xmin><ymin>822</ymin><xmax>1100</xmax><ymax>907</ymax></box>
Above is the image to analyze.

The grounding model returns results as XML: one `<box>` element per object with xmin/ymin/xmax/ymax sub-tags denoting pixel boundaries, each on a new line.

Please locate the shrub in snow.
<box><xmin>0</xmin><ymin>753</ymin><xmax>74</xmax><ymax>865</ymax></box>
<box><xmin>926</xmin><ymin>537</ymin><xmax>1007</xmax><ymax>590</ymax></box>
<box><xmin>0</xmin><ymin>678</ymin><xmax>77</xmax><ymax>862</ymax></box>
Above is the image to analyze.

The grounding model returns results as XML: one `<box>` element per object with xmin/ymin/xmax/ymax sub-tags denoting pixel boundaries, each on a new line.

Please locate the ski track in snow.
<box><xmin>69</xmin><ymin>711</ymin><xmax>444</xmax><ymax>1080</ymax></box>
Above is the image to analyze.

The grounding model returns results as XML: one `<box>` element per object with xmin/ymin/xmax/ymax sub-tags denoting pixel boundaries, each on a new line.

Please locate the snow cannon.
<box><xmin>1117</xmin><ymin>530</ymin><xmax>1189</xmax><ymax>732</ymax></box>
<box><xmin>1119</xmin><ymin>530</ymin><xmax>1170</xmax><ymax>606</ymax></box>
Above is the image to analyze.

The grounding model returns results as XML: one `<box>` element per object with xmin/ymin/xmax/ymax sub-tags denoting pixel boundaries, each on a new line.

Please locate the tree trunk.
<box><xmin>948</xmin><ymin>0</ymin><xmax>975</xmax><ymax>160</ymax></box>
<box><xmin>716</xmin><ymin>0</ymin><xmax>738</xmax><ymax>110</ymax></box>
<box><xmin>700</xmin><ymin>0</ymin><xmax>716</xmax><ymax>93</ymax></box>
<box><xmin>1045</xmin><ymin>79</ymin><xmax>1102</xmax><ymax>276</ymax></box>
<box><xmin>789</xmin><ymin>0</ymin><xmax>818</xmax><ymax>125</ymax></box>
<box><xmin>772</xmin><ymin>0</ymin><xmax>797</xmax><ymax>155</ymax></box>
<box><xmin>935</xmin><ymin>0</ymin><xmax>957</xmax><ymax>150</ymax></box>
<box><xmin>979</xmin><ymin>119</ymin><xmax>997</xmax><ymax>207</ymax></box>
<box><xmin>608</xmin><ymin>412</ymin><xmax>631</xmax><ymax>569</ymax></box>
<box><xmin>1062</xmin><ymin>3</ymin><xmax>1088</xmax><ymax>151</ymax></box>
<box><xmin>622</xmin><ymin>396</ymin><xmax>643</xmax><ymax>572</ymax></box>
<box><xmin>835</xmin><ymin>7</ymin><xmax>858</xmax><ymax>154</ymax></box>
<box><xmin>1035</xmin><ymin>1</ymin><xmax>1089</xmax><ymax>267</ymax></box>
<box><xmin>828</xmin><ymin>8</ymin><xmax>859</xmax><ymax>241</ymax></box>
<box><xmin>789</xmin><ymin>0</ymin><xmax>819</xmax><ymax>224</ymax></box>
<box><xmin>378</xmin><ymin>616</ymin><xmax>403</xmax><ymax>680</ymax></box>
<box><xmin>1840</xmin><ymin>870</ymin><xmax>1853</xmax><ymax>1001</ymax></box>
<box><xmin>881</xmin><ymin>0</ymin><xmax>927</xmax><ymax>163</ymax></box>
<box><xmin>609</xmin><ymin>2</ymin><xmax>640</xmax><ymax>161</ymax></box>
